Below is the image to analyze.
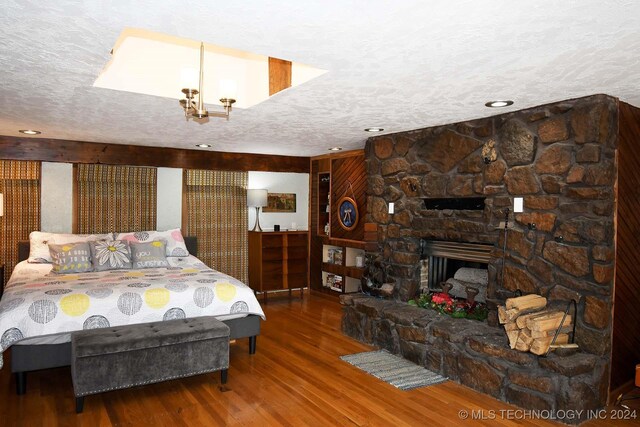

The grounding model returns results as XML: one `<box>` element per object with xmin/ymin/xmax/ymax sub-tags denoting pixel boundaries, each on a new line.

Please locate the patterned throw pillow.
<box><xmin>115</xmin><ymin>229</ymin><xmax>189</xmax><ymax>257</ymax></box>
<box><xmin>130</xmin><ymin>240</ymin><xmax>170</xmax><ymax>269</ymax></box>
<box><xmin>49</xmin><ymin>242</ymin><xmax>93</xmax><ymax>274</ymax></box>
<box><xmin>29</xmin><ymin>231</ymin><xmax>112</xmax><ymax>263</ymax></box>
<box><xmin>90</xmin><ymin>240</ymin><xmax>132</xmax><ymax>271</ymax></box>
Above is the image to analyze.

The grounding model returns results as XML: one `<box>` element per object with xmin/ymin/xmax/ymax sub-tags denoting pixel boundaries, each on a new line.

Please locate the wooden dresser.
<box><xmin>248</xmin><ymin>231</ymin><xmax>308</xmax><ymax>301</ymax></box>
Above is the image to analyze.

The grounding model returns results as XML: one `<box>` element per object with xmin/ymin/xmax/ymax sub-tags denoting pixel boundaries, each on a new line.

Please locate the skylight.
<box><xmin>94</xmin><ymin>28</ymin><xmax>327</xmax><ymax>109</ymax></box>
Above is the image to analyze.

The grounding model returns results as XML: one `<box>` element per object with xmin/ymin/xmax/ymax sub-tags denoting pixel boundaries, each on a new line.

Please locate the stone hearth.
<box><xmin>341</xmin><ymin>295</ymin><xmax>607</xmax><ymax>423</ymax></box>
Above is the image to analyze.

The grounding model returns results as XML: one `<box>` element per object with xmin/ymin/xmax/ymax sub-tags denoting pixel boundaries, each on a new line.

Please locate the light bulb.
<box><xmin>180</xmin><ymin>67</ymin><xmax>198</xmax><ymax>89</ymax></box>
<box><xmin>219</xmin><ymin>79</ymin><xmax>237</xmax><ymax>99</ymax></box>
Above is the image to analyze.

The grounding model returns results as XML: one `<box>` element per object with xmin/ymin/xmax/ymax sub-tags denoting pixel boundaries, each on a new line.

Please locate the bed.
<box><xmin>0</xmin><ymin>236</ymin><xmax>264</xmax><ymax>394</ymax></box>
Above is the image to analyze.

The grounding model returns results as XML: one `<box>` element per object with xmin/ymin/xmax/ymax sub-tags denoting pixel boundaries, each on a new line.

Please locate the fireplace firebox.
<box><xmin>420</xmin><ymin>240</ymin><xmax>493</xmax><ymax>302</ymax></box>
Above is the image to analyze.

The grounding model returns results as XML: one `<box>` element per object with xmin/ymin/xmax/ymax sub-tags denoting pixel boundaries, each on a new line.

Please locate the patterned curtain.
<box><xmin>183</xmin><ymin>170</ymin><xmax>248</xmax><ymax>283</ymax></box>
<box><xmin>0</xmin><ymin>161</ymin><xmax>41</xmax><ymax>285</ymax></box>
<box><xmin>75</xmin><ymin>164</ymin><xmax>157</xmax><ymax>234</ymax></box>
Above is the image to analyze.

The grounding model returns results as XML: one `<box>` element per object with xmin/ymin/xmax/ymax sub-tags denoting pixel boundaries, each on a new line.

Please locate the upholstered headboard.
<box><xmin>17</xmin><ymin>236</ymin><xmax>198</xmax><ymax>263</ymax></box>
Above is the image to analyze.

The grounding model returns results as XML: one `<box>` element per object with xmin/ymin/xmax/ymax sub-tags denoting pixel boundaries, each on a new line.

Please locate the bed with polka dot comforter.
<box><xmin>0</xmin><ymin>256</ymin><xmax>265</xmax><ymax>369</ymax></box>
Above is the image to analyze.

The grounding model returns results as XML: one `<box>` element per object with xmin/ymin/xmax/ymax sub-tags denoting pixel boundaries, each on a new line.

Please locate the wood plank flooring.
<box><xmin>0</xmin><ymin>293</ymin><xmax>638</xmax><ymax>426</ymax></box>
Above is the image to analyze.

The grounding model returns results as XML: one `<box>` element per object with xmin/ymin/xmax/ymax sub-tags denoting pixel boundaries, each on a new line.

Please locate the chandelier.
<box><xmin>179</xmin><ymin>42</ymin><xmax>236</xmax><ymax>121</ymax></box>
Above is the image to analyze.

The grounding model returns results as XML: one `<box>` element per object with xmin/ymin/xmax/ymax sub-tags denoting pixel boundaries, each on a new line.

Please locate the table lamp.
<box><xmin>247</xmin><ymin>189</ymin><xmax>268</xmax><ymax>231</ymax></box>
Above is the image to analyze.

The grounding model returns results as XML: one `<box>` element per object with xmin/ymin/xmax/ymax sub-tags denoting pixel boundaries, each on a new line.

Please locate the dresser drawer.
<box><xmin>261</xmin><ymin>234</ymin><xmax>284</xmax><ymax>248</ymax></box>
<box><xmin>262</xmin><ymin>274</ymin><xmax>284</xmax><ymax>291</ymax></box>
<box><xmin>286</xmin><ymin>234</ymin><xmax>308</xmax><ymax>248</ymax></box>
<box><xmin>287</xmin><ymin>261</ymin><xmax>308</xmax><ymax>275</ymax></box>
<box><xmin>286</xmin><ymin>246</ymin><xmax>307</xmax><ymax>261</ymax></box>
<box><xmin>262</xmin><ymin>248</ymin><xmax>284</xmax><ymax>262</ymax></box>
<box><xmin>286</xmin><ymin>273</ymin><xmax>307</xmax><ymax>288</ymax></box>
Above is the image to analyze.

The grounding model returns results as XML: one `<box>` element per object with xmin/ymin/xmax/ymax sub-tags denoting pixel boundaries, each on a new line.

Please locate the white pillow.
<box><xmin>115</xmin><ymin>228</ymin><xmax>189</xmax><ymax>257</ymax></box>
<box><xmin>28</xmin><ymin>231</ymin><xmax>113</xmax><ymax>263</ymax></box>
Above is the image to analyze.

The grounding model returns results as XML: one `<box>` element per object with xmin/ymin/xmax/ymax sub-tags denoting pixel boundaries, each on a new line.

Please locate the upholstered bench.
<box><xmin>71</xmin><ymin>316</ymin><xmax>230</xmax><ymax>413</ymax></box>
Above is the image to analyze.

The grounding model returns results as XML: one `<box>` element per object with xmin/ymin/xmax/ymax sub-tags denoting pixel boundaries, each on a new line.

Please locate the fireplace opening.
<box><xmin>420</xmin><ymin>240</ymin><xmax>493</xmax><ymax>302</ymax></box>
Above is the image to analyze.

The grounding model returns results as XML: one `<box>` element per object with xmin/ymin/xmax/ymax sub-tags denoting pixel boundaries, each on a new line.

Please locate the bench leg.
<box><xmin>15</xmin><ymin>372</ymin><xmax>26</xmax><ymax>395</ymax></box>
<box><xmin>76</xmin><ymin>396</ymin><xmax>85</xmax><ymax>414</ymax></box>
<box><xmin>249</xmin><ymin>336</ymin><xmax>256</xmax><ymax>355</ymax></box>
<box><xmin>220</xmin><ymin>369</ymin><xmax>228</xmax><ymax>384</ymax></box>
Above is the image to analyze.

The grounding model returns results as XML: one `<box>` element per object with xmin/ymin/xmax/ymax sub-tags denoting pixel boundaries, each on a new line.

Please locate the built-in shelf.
<box><xmin>320</xmin><ymin>242</ymin><xmax>364</xmax><ymax>294</ymax></box>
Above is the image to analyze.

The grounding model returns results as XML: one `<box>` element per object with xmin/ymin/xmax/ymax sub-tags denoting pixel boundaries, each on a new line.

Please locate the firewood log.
<box><xmin>500</xmin><ymin>303</ymin><xmax>546</xmax><ymax>324</ymax></box>
<box><xmin>530</xmin><ymin>325</ymin><xmax>572</xmax><ymax>339</ymax></box>
<box><xmin>506</xmin><ymin>294</ymin><xmax>547</xmax><ymax>311</ymax></box>
<box><xmin>527</xmin><ymin>312</ymin><xmax>572</xmax><ymax>332</ymax></box>
<box><xmin>504</xmin><ymin>322</ymin><xmax>519</xmax><ymax>332</ymax></box>
<box><xmin>529</xmin><ymin>333</ymin><xmax>569</xmax><ymax>355</ymax></box>
<box><xmin>515</xmin><ymin>310</ymin><xmax>555</xmax><ymax>329</ymax></box>
<box><xmin>515</xmin><ymin>328</ymin><xmax>534</xmax><ymax>352</ymax></box>
<box><xmin>497</xmin><ymin>306</ymin><xmax>509</xmax><ymax>324</ymax></box>
<box><xmin>507</xmin><ymin>330</ymin><xmax>520</xmax><ymax>349</ymax></box>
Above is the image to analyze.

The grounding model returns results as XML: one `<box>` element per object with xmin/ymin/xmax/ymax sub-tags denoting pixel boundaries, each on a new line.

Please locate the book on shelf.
<box><xmin>331</xmin><ymin>275</ymin><xmax>343</xmax><ymax>292</ymax></box>
<box><xmin>325</xmin><ymin>273</ymin><xmax>335</xmax><ymax>288</ymax></box>
<box><xmin>333</xmin><ymin>248</ymin><xmax>343</xmax><ymax>265</ymax></box>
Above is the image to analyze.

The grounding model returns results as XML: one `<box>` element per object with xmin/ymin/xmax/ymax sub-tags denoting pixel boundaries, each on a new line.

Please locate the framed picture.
<box><xmin>337</xmin><ymin>196</ymin><xmax>358</xmax><ymax>231</ymax></box>
<box><xmin>263</xmin><ymin>193</ymin><xmax>296</xmax><ymax>213</ymax></box>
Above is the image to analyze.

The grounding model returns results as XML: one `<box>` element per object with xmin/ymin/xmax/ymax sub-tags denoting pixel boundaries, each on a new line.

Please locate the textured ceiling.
<box><xmin>1</xmin><ymin>1</ymin><xmax>639</xmax><ymax>156</ymax></box>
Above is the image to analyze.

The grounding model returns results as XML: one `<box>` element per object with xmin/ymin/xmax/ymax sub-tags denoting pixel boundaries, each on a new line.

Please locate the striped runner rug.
<box><xmin>340</xmin><ymin>350</ymin><xmax>448</xmax><ymax>390</ymax></box>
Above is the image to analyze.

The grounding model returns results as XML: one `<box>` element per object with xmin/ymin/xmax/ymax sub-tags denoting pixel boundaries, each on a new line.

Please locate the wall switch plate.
<box><xmin>388</xmin><ymin>202</ymin><xmax>394</xmax><ymax>214</ymax></box>
<box><xmin>514</xmin><ymin>197</ymin><xmax>524</xmax><ymax>213</ymax></box>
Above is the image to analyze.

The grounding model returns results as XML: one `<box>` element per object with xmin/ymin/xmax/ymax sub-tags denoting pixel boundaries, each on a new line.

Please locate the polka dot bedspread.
<box><xmin>0</xmin><ymin>256</ymin><xmax>265</xmax><ymax>369</ymax></box>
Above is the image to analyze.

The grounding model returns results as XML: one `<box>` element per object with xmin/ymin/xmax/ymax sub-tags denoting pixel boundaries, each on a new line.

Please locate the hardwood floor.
<box><xmin>1</xmin><ymin>293</ymin><xmax>638</xmax><ymax>426</ymax></box>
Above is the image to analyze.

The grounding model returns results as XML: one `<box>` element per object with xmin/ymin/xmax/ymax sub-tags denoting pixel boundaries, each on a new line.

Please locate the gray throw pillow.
<box><xmin>90</xmin><ymin>240</ymin><xmax>132</xmax><ymax>271</ymax></box>
<box><xmin>130</xmin><ymin>240</ymin><xmax>170</xmax><ymax>269</ymax></box>
<box><xmin>49</xmin><ymin>242</ymin><xmax>93</xmax><ymax>274</ymax></box>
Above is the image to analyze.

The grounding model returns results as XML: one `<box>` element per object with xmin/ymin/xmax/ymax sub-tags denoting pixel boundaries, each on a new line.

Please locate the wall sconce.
<box><xmin>247</xmin><ymin>189</ymin><xmax>268</xmax><ymax>232</ymax></box>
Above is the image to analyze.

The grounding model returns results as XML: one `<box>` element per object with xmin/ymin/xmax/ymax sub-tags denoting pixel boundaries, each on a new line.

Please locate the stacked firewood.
<box><xmin>497</xmin><ymin>294</ymin><xmax>572</xmax><ymax>356</ymax></box>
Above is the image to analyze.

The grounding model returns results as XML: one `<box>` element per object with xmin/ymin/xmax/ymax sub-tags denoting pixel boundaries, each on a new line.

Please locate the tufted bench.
<box><xmin>71</xmin><ymin>316</ymin><xmax>230</xmax><ymax>413</ymax></box>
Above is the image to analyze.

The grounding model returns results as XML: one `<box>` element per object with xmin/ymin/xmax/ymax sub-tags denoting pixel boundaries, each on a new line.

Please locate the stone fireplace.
<box><xmin>340</xmin><ymin>94</ymin><xmax>640</xmax><ymax>419</ymax></box>
<box><xmin>363</xmin><ymin>94</ymin><xmax>617</xmax><ymax>359</ymax></box>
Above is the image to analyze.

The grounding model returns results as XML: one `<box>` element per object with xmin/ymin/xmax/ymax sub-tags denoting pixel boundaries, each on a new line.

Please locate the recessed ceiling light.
<box><xmin>485</xmin><ymin>100</ymin><xmax>514</xmax><ymax>108</ymax></box>
<box><xmin>19</xmin><ymin>129</ymin><xmax>41</xmax><ymax>135</ymax></box>
<box><xmin>328</xmin><ymin>147</ymin><xmax>343</xmax><ymax>151</ymax></box>
<box><xmin>364</xmin><ymin>127</ymin><xmax>384</xmax><ymax>132</ymax></box>
<box><xmin>196</xmin><ymin>144</ymin><xmax>211</xmax><ymax>148</ymax></box>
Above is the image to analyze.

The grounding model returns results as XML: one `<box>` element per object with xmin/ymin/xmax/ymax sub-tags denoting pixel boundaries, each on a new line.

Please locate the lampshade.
<box><xmin>0</xmin><ymin>193</ymin><xmax>3</xmax><ymax>217</ymax></box>
<box><xmin>247</xmin><ymin>189</ymin><xmax>268</xmax><ymax>207</ymax></box>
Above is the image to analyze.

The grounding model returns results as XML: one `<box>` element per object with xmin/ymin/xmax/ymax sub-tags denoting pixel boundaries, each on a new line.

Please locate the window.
<box><xmin>74</xmin><ymin>164</ymin><xmax>157</xmax><ymax>233</ymax></box>
<box><xmin>183</xmin><ymin>170</ymin><xmax>248</xmax><ymax>282</ymax></box>
<box><xmin>0</xmin><ymin>160</ymin><xmax>40</xmax><ymax>284</ymax></box>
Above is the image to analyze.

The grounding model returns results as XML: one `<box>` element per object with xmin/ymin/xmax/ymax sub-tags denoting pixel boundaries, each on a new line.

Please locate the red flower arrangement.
<box><xmin>408</xmin><ymin>292</ymin><xmax>488</xmax><ymax>321</ymax></box>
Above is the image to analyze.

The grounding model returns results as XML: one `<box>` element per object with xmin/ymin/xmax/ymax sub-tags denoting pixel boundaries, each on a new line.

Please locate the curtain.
<box><xmin>183</xmin><ymin>170</ymin><xmax>248</xmax><ymax>283</ymax></box>
<box><xmin>75</xmin><ymin>164</ymin><xmax>157</xmax><ymax>234</ymax></box>
<box><xmin>0</xmin><ymin>160</ymin><xmax>41</xmax><ymax>285</ymax></box>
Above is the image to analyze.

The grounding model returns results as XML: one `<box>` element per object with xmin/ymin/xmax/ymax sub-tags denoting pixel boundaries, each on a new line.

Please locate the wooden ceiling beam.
<box><xmin>0</xmin><ymin>136</ymin><xmax>310</xmax><ymax>173</ymax></box>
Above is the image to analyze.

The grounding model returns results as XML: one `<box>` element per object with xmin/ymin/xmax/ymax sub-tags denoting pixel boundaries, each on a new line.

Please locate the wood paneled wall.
<box><xmin>0</xmin><ymin>136</ymin><xmax>309</xmax><ymax>173</ymax></box>
<box><xmin>611</xmin><ymin>101</ymin><xmax>640</xmax><ymax>390</ymax></box>
<box><xmin>309</xmin><ymin>159</ymin><xmax>323</xmax><ymax>289</ymax></box>
<box><xmin>330</xmin><ymin>152</ymin><xmax>366</xmax><ymax>241</ymax></box>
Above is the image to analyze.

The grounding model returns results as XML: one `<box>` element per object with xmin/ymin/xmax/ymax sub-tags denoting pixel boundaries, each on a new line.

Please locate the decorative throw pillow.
<box><xmin>130</xmin><ymin>240</ymin><xmax>170</xmax><ymax>269</ymax></box>
<box><xmin>90</xmin><ymin>240</ymin><xmax>132</xmax><ymax>271</ymax></box>
<box><xmin>29</xmin><ymin>231</ymin><xmax>112</xmax><ymax>263</ymax></box>
<box><xmin>115</xmin><ymin>228</ymin><xmax>189</xmax><ymax>257</ymax></box>
<box><xmin>49</xmin><ymin>242</ymin><xmax>93</xmax><ymax>274</ymax></box>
